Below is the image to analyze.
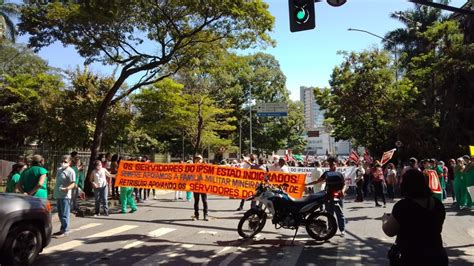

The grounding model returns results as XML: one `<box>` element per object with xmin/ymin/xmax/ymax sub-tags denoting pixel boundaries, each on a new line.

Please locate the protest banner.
<box><xmin>380</xmin><ymin>148</ymin><xmax>396</xmax><ymax>165</ymax></box>
<box><xmin>115</xmin><ymin>161</ymin><xmax>306</xmax><ymax>199</ymax></box>
<box><xmin>288</xmin><ymin>166</ymin><xmax>357</xmax><ymax>187</ymax></box>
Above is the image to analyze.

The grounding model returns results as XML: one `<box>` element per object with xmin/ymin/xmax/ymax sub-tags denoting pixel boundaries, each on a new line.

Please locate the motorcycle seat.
<box><xmin>290</xmin><ymin>191</ymin><xmax>327</xmax><ymax>208</ymax></box>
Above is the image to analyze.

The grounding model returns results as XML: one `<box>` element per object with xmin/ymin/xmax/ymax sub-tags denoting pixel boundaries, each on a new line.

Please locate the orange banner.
<box><xmin>115</xmin><ymin>161</ymin><xmax>306</xmax><ymax>199</ymax></box>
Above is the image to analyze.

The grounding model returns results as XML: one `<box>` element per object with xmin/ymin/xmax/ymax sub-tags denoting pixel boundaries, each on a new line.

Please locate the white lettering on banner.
<box><xmin>288</xmin><ymin>167</ymin><xmax>357</xmax><ymax>187</ymax></box>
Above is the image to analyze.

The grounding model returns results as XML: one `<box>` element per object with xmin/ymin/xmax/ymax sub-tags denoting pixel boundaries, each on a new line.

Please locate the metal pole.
<box><xmin>249</xmin><ymin>87</ymin><xmax>253</xmax><ymax>154</ymax></box>
<box><xmin>239</xmin><ymin>120</ymin><xmax>242</xmax><ymax>159</ymax></box>
<box><xmin>182</xmin><ymin>132</ymin><xmax>185</xmax><ymax>162</ymax></box>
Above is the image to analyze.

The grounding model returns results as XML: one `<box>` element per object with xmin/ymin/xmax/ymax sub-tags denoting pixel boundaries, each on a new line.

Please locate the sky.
<box><xmin>16</xmin><ymin>0</ymin><xmax>468</xmax><ymax>101</ymax></box>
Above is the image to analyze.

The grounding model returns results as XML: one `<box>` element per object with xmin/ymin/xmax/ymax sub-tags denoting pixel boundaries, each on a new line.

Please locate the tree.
<box><xmin>133</xmin><ymin>78</ymin><xmax>236</xmax><ymax>158</ymax></box>
<box><xmin>405</xmin><ymin>20</ymin><xmax>474</xmax><ymax>158</ymax></box>
<box><xmin>0</xmin><ymin>44</ymin><xmax>64</xmax><ymax>147</ymax></box>
<box><xmin>47</xmin><ymin>67</ymin><xmax>134</xmax><ymax>150</ymax></box>
<box><xmin>383</xmin><ymin>1</ymin><xmax>447</xmax><ymax>69</ymax></box>
<box><xmin>314</xmin><ymin>49</ymin><xmax>418</xmax><ymax>157</ymax></box>
<box><xmin>18</xmin><ymin>0</ymin><xmax>275</xmax><ymax>174</ymax></box>
<box><xmin>0</xmin><ymin>0</ymin><xmax>19</xmax><ymax>43</ymax></box>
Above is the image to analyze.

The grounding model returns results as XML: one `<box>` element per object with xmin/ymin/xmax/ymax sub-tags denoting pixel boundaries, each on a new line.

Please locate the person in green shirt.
<box><xmin>453</xmin><ymin>157</ymin><xmax>473</xmax><ymax>210</ymax></box>
<box><xmin>71</xmin><ymin>158</ymin><xmax>85</xmax><ymax>212</ymax></box>
<box><xmin>16</xmin><ymin>154</ymin><xmax>48</xmax><ymax>199</ymax></box>
<box><xmin>6</xmin><ymin>163</ymin><xmax>27</xmax><ymax>193</ymax></box>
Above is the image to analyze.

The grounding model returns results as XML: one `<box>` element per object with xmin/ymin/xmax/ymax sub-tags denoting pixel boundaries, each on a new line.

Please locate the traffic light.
<box><xmin>288</xmin><ymin>0</ymin><xmax>315</xmax><ymax>32</ymax></box>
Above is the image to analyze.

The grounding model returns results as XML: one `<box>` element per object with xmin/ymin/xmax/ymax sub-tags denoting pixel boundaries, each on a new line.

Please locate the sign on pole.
<box><xmin>256</xmin><ymin>102</ymin><xmax>288</xmax><ymax>117</ymax></box>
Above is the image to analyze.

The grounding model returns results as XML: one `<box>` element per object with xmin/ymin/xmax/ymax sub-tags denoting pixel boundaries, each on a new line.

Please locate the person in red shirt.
<box><xmin>372</xmin><ymin>161</ymin><xmax>386</xmax><ymax>207</ymax></box>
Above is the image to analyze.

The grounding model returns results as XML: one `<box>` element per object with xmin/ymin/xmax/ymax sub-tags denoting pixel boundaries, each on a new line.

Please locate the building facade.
<box><xmin>299</xmin><ymin>86</ymin><xmax>351</xmax><ymax>156</ymax></box>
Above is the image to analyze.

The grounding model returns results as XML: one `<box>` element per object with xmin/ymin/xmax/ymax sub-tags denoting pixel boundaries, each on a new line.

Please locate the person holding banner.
<box><xmin>193</xmin><ymin>155</ymin><xmax>209</xmax><ymax>221</ymax></box>
<box><xmin>310</xmin><ymin>161</ymin><xmax>324</xmax><ymax>194</ymax></box>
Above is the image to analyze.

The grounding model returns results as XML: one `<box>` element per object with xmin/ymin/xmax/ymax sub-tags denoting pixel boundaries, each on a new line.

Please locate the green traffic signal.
<box><xmin>288</xmin><ymin>0</ymin><xmax>315</xmax><ymax>32</ymax></box>
<box><xmin>296</xmin><ymin>9</ymin><xmax>305</xmax><ymax>20</ymax></box>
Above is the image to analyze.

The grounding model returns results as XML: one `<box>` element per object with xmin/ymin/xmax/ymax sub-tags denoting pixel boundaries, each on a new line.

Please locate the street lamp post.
<box><xmin>239</xmin><ymin>120</ymin><xmax>242</xmax><ymax>159</ymax></box>
<box><xmin>249</xmin><ymin>87</ymin><xmax>253</xmax><ymax>155</ymax></box>
<box><xmin>347</xmin><ymin>28</ymin><xmax>398</xmax><ymax>81</ymax></box>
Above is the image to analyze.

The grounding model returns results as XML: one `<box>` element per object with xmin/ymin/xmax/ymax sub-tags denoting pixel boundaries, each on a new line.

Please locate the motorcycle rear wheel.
<box><xmin>237</xmin><ymin>208</ymin><xmax>267</xmax><ymax>238</ymax></box>
<box><xmin>305</xmin><ymin>211</ymin><xmax>337</xmax><ymax>241</ymax></box>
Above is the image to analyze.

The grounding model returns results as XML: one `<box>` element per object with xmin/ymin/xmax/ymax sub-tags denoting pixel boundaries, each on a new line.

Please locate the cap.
<box><xmin>194</xmin><ymin>155</ymin><xmax>203</xmax><ymax>160</ymax></box>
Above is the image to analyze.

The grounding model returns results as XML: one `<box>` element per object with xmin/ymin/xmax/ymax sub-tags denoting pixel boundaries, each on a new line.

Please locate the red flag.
<box><xmin>364</xmin><ymin>149</ymin><xmax>373</xmax><ymax>164</ymax></box>
<box><xmin>380</xmin><ymin>148</ymin><xmax>396</xmax><ymax>165</ymax></box>
<box><xmin>348</xmin><ymin>150</ymin><xmax>360</xmax><ymax>164</ymax></box>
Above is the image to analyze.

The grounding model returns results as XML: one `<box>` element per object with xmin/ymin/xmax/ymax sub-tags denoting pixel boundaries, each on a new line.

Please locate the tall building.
<box><xmin>299</xmin><ymin>86</ymin><xmax>351</xmax><ymax>156</ymax></box>
<box><xmin>300</xmin><ymin>86</ymin><xmax>324</xmax><ymax>130</ymax></box>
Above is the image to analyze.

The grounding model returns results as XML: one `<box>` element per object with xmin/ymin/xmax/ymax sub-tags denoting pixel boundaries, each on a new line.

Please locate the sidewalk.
<box><xmin>49</xmin><ymin>190</ymin><xmax>174</xmax><ymax>223</ymax></box>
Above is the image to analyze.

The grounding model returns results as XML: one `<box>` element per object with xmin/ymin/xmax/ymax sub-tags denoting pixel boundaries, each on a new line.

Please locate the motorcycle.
<box><xmin>237</xmin><ymin>183</ymin><xmax>339</xmax><ymax>243</ymax></box>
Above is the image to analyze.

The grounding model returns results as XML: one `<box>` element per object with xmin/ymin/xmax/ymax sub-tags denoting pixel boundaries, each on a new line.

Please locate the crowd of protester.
<box><xmin>3</xmin><ymin>151</ymin><xmax>472</xmax><ymax>243</ymax></box>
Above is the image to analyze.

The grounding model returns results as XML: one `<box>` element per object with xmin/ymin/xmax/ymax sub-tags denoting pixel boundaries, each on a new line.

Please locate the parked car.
<box><xmin>0</xmin><ymin>193</ymin><xmax>52</xmax><ymax>266</ymax></box>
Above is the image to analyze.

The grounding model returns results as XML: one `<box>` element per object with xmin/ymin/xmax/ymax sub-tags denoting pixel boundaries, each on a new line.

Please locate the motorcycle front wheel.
<box><xmin>237</xmin><ymin>208</ymin><xmax>267</xmax><ymax>238</ymax></box>
<box><xmin>305</xmin><ymin>211</ymin><xmax>337</xmax><ymax>241</ymax></box>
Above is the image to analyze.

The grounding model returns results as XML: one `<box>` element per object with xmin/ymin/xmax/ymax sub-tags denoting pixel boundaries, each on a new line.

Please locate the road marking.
<box><xmin>181</xmin><ymin>244</ymin><xmax>195</xmax><ymax>248</ymax></box>
<box><xmin>85</xmin><ymin>227</ymin><xmax>177</xmax><ymax>265</ymax></box>
<box><xmin>88</xmin><ymin>225</ymin><xmax>138</xmax><ymax>238</ymax></box>
<box><xmin>43</xmin><ymin>225</ymin><xmax>138</xmax><ymax>254</ymax></box>
<box><xmin>198</xmin><ymin>230</ymin><xmax>218</xmax><ymax>236</ymax></box>
<box><xmin>123</xmin><ymin>240</ymin><xmax>144</xmax><ymax>249</ymax></box>
<box><xmin>43</xmin><ymin>240</ymin><xmax>83</xmax><ymax>254</ymax></box>
<box><xmin>468</xmin><ymin>228</ymin><xmax>474</xmax><ymax>238</ymax></box>
<box><xmin>148</xmin><ymin>227</ymin><xmax>176</xmax><ymax>237</ymax></box>
<box><xmin>68</xmin><ymin>223</ymin><xmax>102</xmax><ymax>234</ymax></box>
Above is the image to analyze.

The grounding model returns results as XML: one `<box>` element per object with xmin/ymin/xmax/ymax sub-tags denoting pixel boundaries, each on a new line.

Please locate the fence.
<box><xmin>0</xmin><ymin>148</ymin><xmax>147</xmax><ymax>196</ymax></box>
<box><xmin>0</xmin><ymin>148</ymin><xmax>91</xmax><ymax>194</ymax></box>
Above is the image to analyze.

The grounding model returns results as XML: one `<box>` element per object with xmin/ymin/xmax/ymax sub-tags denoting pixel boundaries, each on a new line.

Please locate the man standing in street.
<box><xmin>305</xmin><ymin>157</ymin><xmax>347</xmax><ymax>236</ymax></box>
<box><xmin>355</xmin><ymin>162</ymin><xmax>365</xmax><ymax>202</ymax></box>
<box><xmin>193</xmin><ymin>155</ymin><xmax>209</xmax><ymax>221</ymax></box>
<box><xmin>53</xmin><ymin>155</ymin><xmax>76</xmax><ymax>238</ymax></box>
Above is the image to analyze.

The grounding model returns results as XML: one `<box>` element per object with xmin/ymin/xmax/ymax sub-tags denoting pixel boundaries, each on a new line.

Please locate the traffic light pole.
<box><xmin>409</xmin><ymin>0</ymin><xmax>474</xmax><ymax>15</ymax></box>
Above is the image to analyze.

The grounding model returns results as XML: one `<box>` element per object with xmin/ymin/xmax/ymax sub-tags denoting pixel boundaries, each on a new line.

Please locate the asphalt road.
<box><xmin>36</xmin><ymin>192</ymin><xmax>474</xmax><ymax>265</ymax></box>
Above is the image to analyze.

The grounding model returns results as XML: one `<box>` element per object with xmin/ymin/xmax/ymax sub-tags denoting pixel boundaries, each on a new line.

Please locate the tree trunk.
<box><xmin>84</xmin><ymin>75</ymin><xmax>126</xmax><ymax>196</ymax></box>
<box><xmin>194</xmin><ymin>100</ymin><xmax>204</xmax><ymax>157</ymax></box>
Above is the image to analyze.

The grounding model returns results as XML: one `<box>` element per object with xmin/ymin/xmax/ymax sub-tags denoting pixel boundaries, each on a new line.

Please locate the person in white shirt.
<box><xmin>53</xmin><ymin>155</ymin><xmax>76</xmax><ymax>237</ymax></box>
<box><xmin>310</xmin><ymin>161</ymin><xmax>324</xmax><ymax>194</ymax></box>
<box><xmin>269</xmin><ymin>158</ymin><xmax>290</xmax><ymax>173</ymax></box>
<box><xmin>90</xmin><ymin>160</ymin><xmax>115</xmax><ymax>216</ymax></box>
<box><xmin>355</xmin><ymin>163</ymin><xmax>366</xmax><ymax>202</ymax></box>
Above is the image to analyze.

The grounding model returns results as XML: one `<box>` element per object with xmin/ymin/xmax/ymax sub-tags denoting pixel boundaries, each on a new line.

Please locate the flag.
<box><xmin>380</xmin><ymin>148</ymin><xmax>396</xmax><ymax>165</ymax></box>
<box><xmin>363</xmin><ymin>149</ymin><xmax>373</xmax><ymax>164</ymax></box>
<box><xmin>348</xmin><ymin>150</ymin><xmax>360</xmax><ymax>164</ymax></box>
<box><xmin>470</xmin><ymin>145</ymin><xmax>474</xmax><ymax>156</ymax></box>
